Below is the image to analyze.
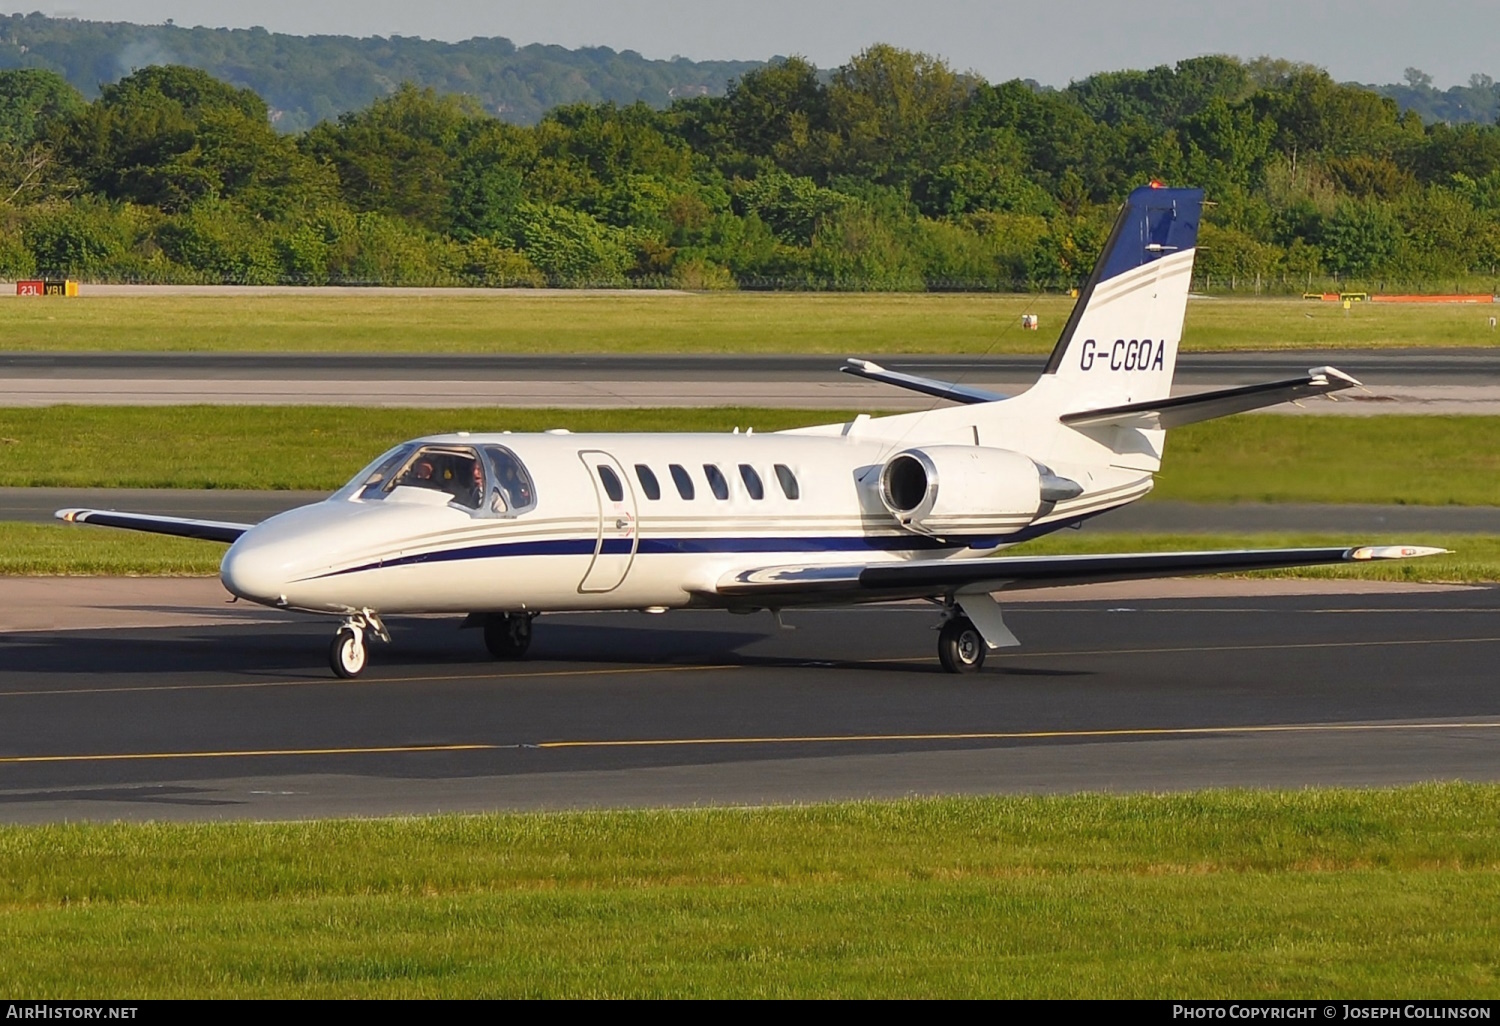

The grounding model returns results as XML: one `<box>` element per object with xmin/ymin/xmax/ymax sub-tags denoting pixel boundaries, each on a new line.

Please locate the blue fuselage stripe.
<box><xmin>308</xmin><ymin>513</ymin><xmax>1107</xmax><ymax>581</ymax></box>
<box><xmin>316</xmin><ymin>533</ymin><xmax>960</xmax><ymax>578</ymax></box>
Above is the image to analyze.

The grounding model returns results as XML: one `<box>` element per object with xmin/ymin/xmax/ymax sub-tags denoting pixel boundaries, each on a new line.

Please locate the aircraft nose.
<box><xmin>220</xmin><ymin>532</ymin><xmax>292</xmax><ymax>606</ymax></box>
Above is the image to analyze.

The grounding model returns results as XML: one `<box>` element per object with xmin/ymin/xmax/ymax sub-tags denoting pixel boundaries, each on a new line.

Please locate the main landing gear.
<box><xmin>937</xmin><ymin>615</ymin><xmax>986</xmax><ymax>674</ymax></box>
<box><xmin>934</xmin><ymin>594</ymin><xmax>1017</xmax><ymax>673</ymax></box>
<box><xmin>328</xmin><ymin>610</ymin><xmax>389</xmax><ymax>679</ymax></box>
<box><xmin>482</xmin><ymin>612</ymin><xmax>534</xmax><ymax>660</ymax></box>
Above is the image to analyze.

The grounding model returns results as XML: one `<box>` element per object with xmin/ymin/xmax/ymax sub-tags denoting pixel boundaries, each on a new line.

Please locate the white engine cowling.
<box><xmin>878</xmin><ymin>446</ymin><xmax>1082</xmax><ymax>536</ymax></box>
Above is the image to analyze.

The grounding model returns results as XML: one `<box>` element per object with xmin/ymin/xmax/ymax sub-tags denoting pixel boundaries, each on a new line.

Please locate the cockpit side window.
<box><xmin>388</xmin><ymin>446</ymin><xmax>486</xmax><ymax>510</ymax></box>
<box><xmin>482</xmin><ymin>445</ymin><xmax>537</xmax><ymax>516</ymax></box>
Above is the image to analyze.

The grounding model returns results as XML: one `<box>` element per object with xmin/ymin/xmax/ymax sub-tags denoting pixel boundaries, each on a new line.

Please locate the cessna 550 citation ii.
<box><xmin>58</xmin><ymin>185</ymin><xmax>1443</xmax><ymax>677</ymax></box>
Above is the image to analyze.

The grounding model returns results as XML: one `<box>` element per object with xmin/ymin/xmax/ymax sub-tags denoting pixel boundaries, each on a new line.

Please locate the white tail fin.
<box><xmin>1029</xmin><ymin>185</ymin><xmax>1203</xmax><ymax>415</ymax></box>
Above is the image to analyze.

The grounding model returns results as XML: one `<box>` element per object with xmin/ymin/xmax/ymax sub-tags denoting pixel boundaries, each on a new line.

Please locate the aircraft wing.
<box><xmin>56</xmin><ymin>508</ymin><xmax>251</xmax><ymax>543</ymax></box>
<box><xmin>840</xmin><ymin>358</ymin><xmax>1008</xmax><ymax>405</ymax></box>
<box><xmin>710</xmin><ymin>544</ymin><xmax>1445</xmax><ymax>607</ymax></box>
<box><xmin>1060</xmin><ymin>367</ymin><xmax>1360</xmax><ymax>430</ymax></box>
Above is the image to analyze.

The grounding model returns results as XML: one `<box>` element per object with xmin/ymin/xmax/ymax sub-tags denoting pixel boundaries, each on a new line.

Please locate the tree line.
<box><xmin>5</xmin><ymin>49</ymin><xmax>1500</xmax><ymax>292</ymax></box>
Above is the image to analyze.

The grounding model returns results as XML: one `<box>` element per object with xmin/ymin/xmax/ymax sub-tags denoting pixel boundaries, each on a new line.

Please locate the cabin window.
<box><xmin>739</xmin><ymin>464</ymin><xmax>765</xmax><ymax>500</ymax></box>
<box><xmin>481</xmin><ymin>445</ymin><xmax>536</xmax><ymax>515</ymax></box>
<box><xmin>635</xmin><ymin>464</ymin><xmax>661</xmax><ymax>500</ymax></box>
<box><xmin>703</xmin><ymin>463</ymin><xmax>729</xmax><ymax>500</ymax></box>
<box><xmin>597</xmin><ymin>465</ymin><xmax>625</xmax><ymax>502</ymax></box>
<box><xmin>669</xmin><ymin>463</ymin><xmax>695</xmax><ymax>500</ymax></box>
<box><xmin>774</xmin><ymin>464</ymin><xmax>800</xmax><ymax>500</ymax></box>
<box><xmin>388</xmin><ymin>446</ymin><xmax>486</xmax><ymax>510</ymax></box>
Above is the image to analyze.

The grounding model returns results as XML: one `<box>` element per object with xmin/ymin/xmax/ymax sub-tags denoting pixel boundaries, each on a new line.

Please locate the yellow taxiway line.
<box><xmin>537</xmin><ymin>721</ymin><xmax>1500</xmax><ymax>749</ymax></box>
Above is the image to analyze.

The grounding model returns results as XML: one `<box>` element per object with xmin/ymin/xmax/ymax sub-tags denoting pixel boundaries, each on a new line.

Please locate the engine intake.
<box><xmin>878</xmin><ymin>446</ymin><xmax>1082</xmax><ymax>536</ymax></box>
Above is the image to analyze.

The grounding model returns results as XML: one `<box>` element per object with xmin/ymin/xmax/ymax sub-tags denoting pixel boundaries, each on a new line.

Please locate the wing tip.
<box><xmin>1350</xmin><ymin>545</ymin><xmax>1450</xmax><ymax>561</ymax></box>
<box><xmin>1309</xmin><ymin>365</ymin><xmax>1363</xmax><ymax>388</ymax></box>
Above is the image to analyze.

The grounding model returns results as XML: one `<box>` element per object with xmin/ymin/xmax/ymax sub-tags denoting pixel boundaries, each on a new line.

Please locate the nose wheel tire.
<box><xmin>938</xmin><ymin>616</ymin><xmax>986</xmax><ymax>674</ymax></box>
<box><xmin>483</xmin><ymin>612</ymin><xmax>533</xmax><ymax>659</ymax></box>
<box><xmin>330</xmin><ymin>625</ymin><xmax>368</xmax><ymax>678</ymax></box>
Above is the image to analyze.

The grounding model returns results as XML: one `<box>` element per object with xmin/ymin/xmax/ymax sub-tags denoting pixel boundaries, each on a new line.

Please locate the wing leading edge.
<box><xmin>711</xmin><ymin>544</ymin><xmax>1446</xmax><ymax>607</ymax></box>
<box><xmin>56</xmin><ymin>508</ymin><xmax>251</xmax><ymax>544</ymax></box>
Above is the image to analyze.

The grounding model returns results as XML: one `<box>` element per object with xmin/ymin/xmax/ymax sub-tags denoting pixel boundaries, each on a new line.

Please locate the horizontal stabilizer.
<box><xmin>712</xmin><ymin>543</ymin><xmax>1446</xmax><ymax>607</ymax></box>
<box><xmin>1060</xmin><ymin>366</ymin><xmax>1361</xmax><ymax>430</ymax></box>
<box><xmin>841</xmin><ymin>359</ymin><xmax>1007</xmax><ymax>405</ymax></box>
<box><xmin>56</xmin><ymin>508</ymin><xmax>250</xmax><ymax>544</ymax></box>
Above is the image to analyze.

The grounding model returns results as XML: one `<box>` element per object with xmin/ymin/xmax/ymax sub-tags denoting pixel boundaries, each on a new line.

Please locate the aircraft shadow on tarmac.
<box><xmin>0</xmin><ymin>617</ymin><xmax>1094</xmax><ymax>678</ymax></box>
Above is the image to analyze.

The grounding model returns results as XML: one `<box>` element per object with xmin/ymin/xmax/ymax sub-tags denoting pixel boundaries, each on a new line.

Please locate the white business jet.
<box><xmin>58</xmin><ymin>185</ymin><xmax>1443</xmax><ymax>677</ymax></box>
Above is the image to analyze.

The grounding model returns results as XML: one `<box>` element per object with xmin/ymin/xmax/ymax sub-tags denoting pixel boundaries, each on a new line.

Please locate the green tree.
<box><xmin>154</xmin><ymin>198</ymin><xmax>280</xmax><ymax>283</ymax></box>
<box><xmin>720</xmin><ymin>56</ymin><xmax>829</xmax><ymax>176</ymax></box>
<box><xmin>302</xmin><ymin>84</ymin><xmax>479</xmax><ymax>230</ymax></box>
<box><xmin>0</xmin><ymin>68</ymin><xmax>83</xmax><ymax>146</ymax></box>
<box><xmin>1253</xmin><ymin>68</ymin><xmax>1416</xmax><ymax>161</ymax></box>
<box><xmin>734</xmin><ymin>170</ymin><xmax>848</xmax><ymax>246</ymax></box>
<box><xmin>1066</xmin><ymin>56</ymin><xmax>1253</xmax><ymax>130</ymax></box>
<box><xmin>1321</xmin><ymin>200</ymin><xmax>1404</xmax><ymax>275</ymax></box>
<box><xmin>23</xmin><ymin>198</ymin><xmax>140</xmax><ymax>276</ymax></box>
<box><xmin>510</xmin><ymin>201</ymin><xmax>632</xmax><ymax>284</ymax></box>
<box><xmin>50</xmin><ymin>65</ymin><xmax>329</xmax><ymax>214</ymax></box>
<box><xmin>823</xmin><ymin>45</ymin><xmax>974</xmax><ymax>185</ymax></box>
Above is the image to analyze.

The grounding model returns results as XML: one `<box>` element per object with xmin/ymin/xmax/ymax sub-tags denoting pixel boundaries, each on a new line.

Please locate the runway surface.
<box><xmin>5</xmin><ymin>349</ymin><xmax>1498</xmax><ymax>382</ymax></box>
<box><xmin>8</xmin><ymin>487</ymin><xmax>1498</xmax><ymax>534</ymax></box>
<box><xmin>1</xmin><ymin>581</ymin><xmax>1496</xmax><ymax>822</ymax></box>
<box><xmin>4</xmin><ymin>350</ymin><xmax>1498</xmax><ymax>411</ymax></box>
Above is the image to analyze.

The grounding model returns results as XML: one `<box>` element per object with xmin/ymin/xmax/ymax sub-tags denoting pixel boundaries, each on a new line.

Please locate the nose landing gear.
<box><xmin>328</xmin><ymin>610</ymin><xmax>389</xmax><ymax>679</ymax></box>
<box><xmin>330</xmin><ymin>626</ymin><xmax>366</xmax><ymax>678</ymax></box>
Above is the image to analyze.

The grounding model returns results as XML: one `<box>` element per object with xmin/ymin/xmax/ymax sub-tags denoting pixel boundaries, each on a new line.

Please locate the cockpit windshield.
<box><xmin>333</xmin><ymin>443</ymin><xmax>416</xmax><ymax>502</ymax></box>
<box><xmin>338</xmin><ymin>442</ymin><xmax>537</xmax><ymax>517</ymax></box>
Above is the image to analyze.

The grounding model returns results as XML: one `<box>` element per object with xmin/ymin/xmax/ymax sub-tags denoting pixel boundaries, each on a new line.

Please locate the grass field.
<box><xmin>1</xmin><ymin>406</ymin><xmax>1495</xmax><ymax>505</ymax></box>
<box><xmin>4</xmin><ymin>291</ymin><xmax>1500</xmax><ymax>353</ymax></box>
<box><xmin>7</xmin><ymin>523</ymin><xmax>1494</xmax><ymax>580</ymax></box>
<box><xmin>1</xmin><ymin>787</ymin><xmax>1497</xmax><ymax>997</ymax></box>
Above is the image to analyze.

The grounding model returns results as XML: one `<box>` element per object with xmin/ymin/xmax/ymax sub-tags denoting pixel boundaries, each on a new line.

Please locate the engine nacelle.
<box><xmin>878</xmin><ymin>446</ymin><xmax>1082</xmax><ymax>536</ymax></box>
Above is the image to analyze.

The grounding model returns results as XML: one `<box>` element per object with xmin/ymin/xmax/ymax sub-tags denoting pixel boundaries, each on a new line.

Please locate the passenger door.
<box><xmin>578</xmin><ymin>450</ymin><xmax>638</xmax><ymax>593</ymax></box>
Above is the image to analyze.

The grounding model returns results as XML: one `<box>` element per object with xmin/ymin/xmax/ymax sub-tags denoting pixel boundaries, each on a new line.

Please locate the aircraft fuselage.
<box><xmin>220</xmin><ymin>429</ymin><xmax>1144</xmax><ymax>616</ymax></box>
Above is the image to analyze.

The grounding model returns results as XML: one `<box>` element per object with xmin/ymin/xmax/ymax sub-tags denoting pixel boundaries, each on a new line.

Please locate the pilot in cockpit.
<box><xmin>463</xmin><ymin>458</ymin><xmax>485</xmax><ymax>509</ymax></box>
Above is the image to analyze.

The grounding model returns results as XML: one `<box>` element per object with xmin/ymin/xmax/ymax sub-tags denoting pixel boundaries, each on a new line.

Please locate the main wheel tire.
<box><xmin>330</xmin><ymin>626</ymin><xmax>368</xmax><ymax>678</ymax></box>
<box><xmin>938</xmin><ymin>616</ymin><xmax>986</xmax><ymax>674</ymax></box>
<box><xmin>483</xmin><ymin>613</ymin><xmax>533</xmax><ymax>659</ymax></box>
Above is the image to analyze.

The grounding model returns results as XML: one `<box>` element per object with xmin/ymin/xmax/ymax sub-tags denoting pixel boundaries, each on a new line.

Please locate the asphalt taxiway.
<box><xmin>1</xmin><ymin>581</ymin><xmax>1496</xmax><ymax>822</ymax></box>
